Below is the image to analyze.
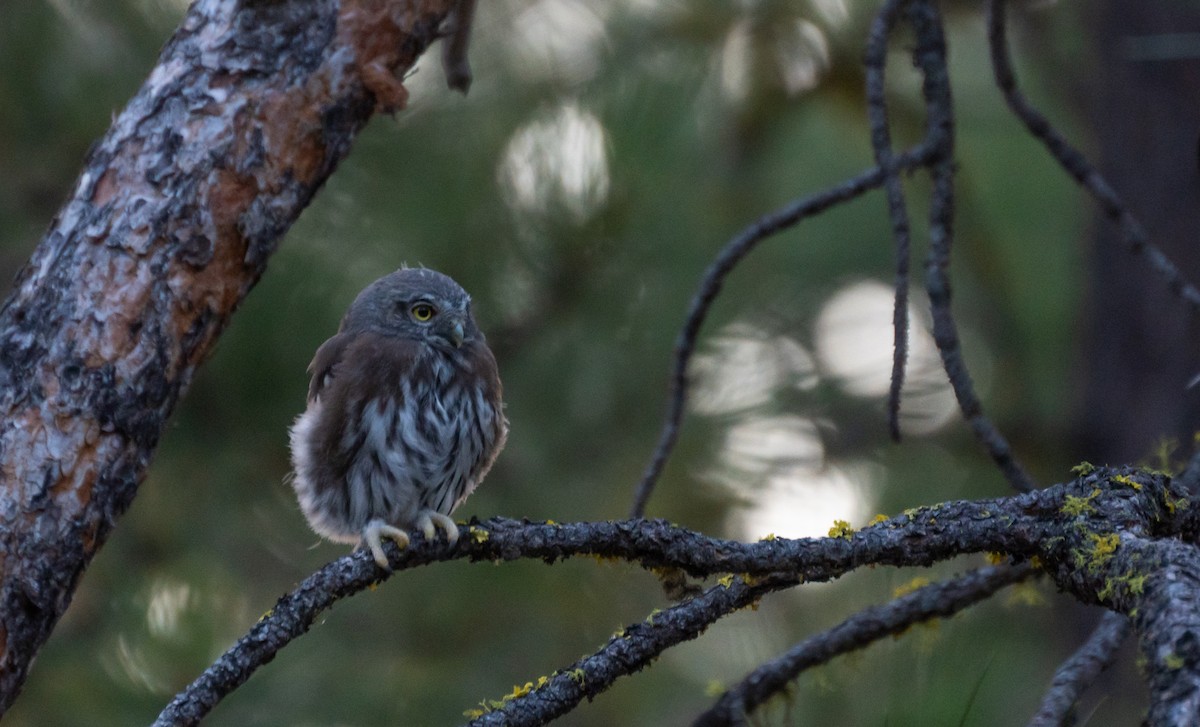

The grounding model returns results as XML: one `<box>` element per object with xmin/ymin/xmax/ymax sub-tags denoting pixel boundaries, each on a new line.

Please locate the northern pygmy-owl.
<box><xmin>289</xmin><ymin>268</ymin><xmax>508</xmax><ymax>568</ymax></box>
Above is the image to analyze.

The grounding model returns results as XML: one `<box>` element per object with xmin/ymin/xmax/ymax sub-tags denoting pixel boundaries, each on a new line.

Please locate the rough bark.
<box><xmin>0</xmin><ymin>0</ymin><xmax>455</xmax><ymax>711</ymax></box>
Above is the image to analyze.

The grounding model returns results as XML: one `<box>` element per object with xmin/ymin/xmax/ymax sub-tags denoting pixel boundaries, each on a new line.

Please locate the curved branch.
<box><xmin>161</xmin><ymin>468</ymin><xmax>1200</xmax><ymax>724</ymax></box>
<box><xmin>908</xmin><ymin>0</ymin><xmax>1036</xmax><ymax>492</ymax></box>
<box><xmin>864</xmin><ymin>0</ymin><xmax>918</xmax><ymax>443</ymax></box>
<box><xmin>464</xmin><ymin>575</ymin><xmax>798</xmax><ymax>727</ymax></box>
<box><xmin>696</xmin><ymin>564</ymin><xmax>1035</xmax><ymax>726</ymax></box>
<box><xmin>627</xmin><ymin>142</ymin><xmax>936</xmax><ymax>518</ymax></box>
<box><xmin>0</xmin><ymin>0</ymin><xmax>457</xmax><ymax>711</ymax></box>
<box><xmin>987</xmin><ymin>0</ymin><xmax>1200</xmax><ymax>314</ymax></box>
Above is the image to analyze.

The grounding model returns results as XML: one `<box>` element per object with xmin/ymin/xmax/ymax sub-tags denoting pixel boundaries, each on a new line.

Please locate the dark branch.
<box><xmin>864</xmin><ymin>0</ymin><xmax>917</xmax><ymax>444</ymax></box>
<box><xmin>628</xmin><ymin>142</ymin><xmax>936</xmax><ymax>518</ymax></box>
<box><xmin>1027</xmin><ymin>610</ymin><xmax>1130</xmax><ymax>727</ymax></box>
<box><xmin>695</xmin><ymin>564</ymin><xmax>1034</xmax><ymax>726</ymax></box>
<box><xmin>161</xmin><ymin>468</ymin><xmax>1200</xmax><ymax>724</ymax></box>
<box><xmin>986</xmin><ymin>0</ymin><xmax>1200</xmax><ymax>314</ymax></box>
<box><xmin>909</xmin><ymin>0</ymin><xmax>1036</xmax><ymax>492</ymax></box>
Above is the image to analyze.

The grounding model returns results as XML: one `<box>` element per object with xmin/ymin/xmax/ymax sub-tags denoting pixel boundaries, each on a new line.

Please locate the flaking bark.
<box><xmin>0</xmin><ymin>0</ymin><xmax>456</xmax><ymax>711</ymax></box>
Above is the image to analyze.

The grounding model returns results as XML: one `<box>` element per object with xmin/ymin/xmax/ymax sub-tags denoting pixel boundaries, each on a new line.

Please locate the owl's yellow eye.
<box><xmin>410</xmin><ymin>303</ymin><xmax>436</xmax><ymax>322</ymax></box>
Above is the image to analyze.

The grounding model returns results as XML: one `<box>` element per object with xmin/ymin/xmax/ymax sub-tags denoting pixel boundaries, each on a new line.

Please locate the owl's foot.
<box><xmin>415</xmin><ymin>510</ymin><xmax>460</xmax><ymax>545</ymax></box>
<box><xmin>362</xmin><ymin>519</ymin><xmax>411</xmax><ymax>569</ymax></box>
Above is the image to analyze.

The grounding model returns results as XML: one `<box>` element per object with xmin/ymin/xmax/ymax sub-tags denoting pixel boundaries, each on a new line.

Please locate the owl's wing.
<box><xmin>306</xmin><ymin>333</ymin><xmax>354</xmax><ymax>403</ymax></box>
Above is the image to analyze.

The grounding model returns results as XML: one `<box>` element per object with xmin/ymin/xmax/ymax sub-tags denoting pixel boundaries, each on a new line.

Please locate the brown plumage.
<box><xmin>289</xmin><ymin>268</ymin><xmax>507</xmax><ymax>568</ymax></box>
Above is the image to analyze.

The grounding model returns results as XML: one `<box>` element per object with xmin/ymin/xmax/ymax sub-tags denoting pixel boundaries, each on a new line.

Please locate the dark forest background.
<box><xmin>3</xmin><ymin>1</ymin><xmax>1198</xmax><ymax>724</ymax></box>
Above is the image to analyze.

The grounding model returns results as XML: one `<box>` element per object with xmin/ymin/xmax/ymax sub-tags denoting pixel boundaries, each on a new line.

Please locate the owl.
<box><xmin>288</xmin><ymin>268</ymin><xmax>507</xmax><ymax>568</ymax></box>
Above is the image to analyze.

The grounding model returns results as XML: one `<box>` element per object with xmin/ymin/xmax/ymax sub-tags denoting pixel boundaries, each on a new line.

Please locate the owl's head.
<box><xmin>341</xmin><ymin>267</ymin><xmax>482</xmax><ymax>352</ymax></box>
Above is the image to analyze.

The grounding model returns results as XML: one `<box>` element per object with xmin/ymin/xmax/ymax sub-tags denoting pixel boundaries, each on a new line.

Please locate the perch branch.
<box><xmin>161</xmin><ymin>469</ymin><xmax>1200</xmax><ymax>724</ymax></box>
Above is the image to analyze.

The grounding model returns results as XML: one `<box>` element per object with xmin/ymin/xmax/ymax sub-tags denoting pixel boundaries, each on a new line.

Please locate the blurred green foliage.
<box><xmin>1</xmin><ymin>1</ymin><xmax>1146</xmax><ymax>725</ymax></box>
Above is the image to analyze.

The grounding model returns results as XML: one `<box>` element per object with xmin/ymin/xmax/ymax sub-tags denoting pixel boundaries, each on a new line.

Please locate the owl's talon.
<box><xmin>416</xmin><ymin>510</ymin><xmax>460</xmax><ymax>544</ymax></box>
<box><xmin>363</xmin><ymin>520</ymin><xmax>411</xmax><ymax>569</ymax></box>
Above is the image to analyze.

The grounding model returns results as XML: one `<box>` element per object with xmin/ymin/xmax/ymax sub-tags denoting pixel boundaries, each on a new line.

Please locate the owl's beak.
<box><xmin>437</xmin><ymin>317</ymin><xmax>466</xmax><ymax>348</ymax></box>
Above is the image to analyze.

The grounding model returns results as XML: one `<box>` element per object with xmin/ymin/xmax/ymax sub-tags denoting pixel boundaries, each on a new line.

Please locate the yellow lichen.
<box><xmin>1075</xmin><ymin>532</ymin><xmax>1120</xmax><ymax>574</ymax></box>
<box><xmin>1070</xmin><ymin>461</ymin><xmax>1097</xmax><ymax>476</ymax></box>
<box><xmin>506</xmin><ymin>682</ymin><xmax>534</xmax><ymax>700</ymax></box>
<box><xmin>1112</xmin><ymin>474</ymin><xmax>1142</xmax><ymax>491</ymax></box>
<box><xmin>569</xmin><ymin>669</ymin><xmax>586</xmax><ymax>685</ymax></box>
<box><xmin>467</xmin><ymin>527</ymin><xmax>490</xmax><ymax>544</ymax></box>
<box><xmin>1061</xmin><ymin>488</ymin><xmax>1102</xmax><ymax>517</ymax></box>
<box><xmin>870</xmin><ymin>513</ymin><xmax>889</xmax><ymax>525</ymax></box>
<box><xmin>1165</xmin><ymin>653</ymin><xmax>1185</xmax><ymax>670</ymax></box>
<box><xmin>828</xmin><ymin>520</ymin><xmax>855</xmax><ymax>539</ymax></box>
<box><xmin>717</xmin><ymin>574</ymin><xmax>735</xmax><ymax>588</ymax></box>
<box><xmin>760</xmin><ymin>533</ymin><xmax>778</xmax><ymax>542</ymax></box>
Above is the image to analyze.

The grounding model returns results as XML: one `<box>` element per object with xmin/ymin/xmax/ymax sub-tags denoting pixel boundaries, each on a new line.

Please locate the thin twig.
<box><xmin>986</xmin><ymin>0</ymin><xmax>1200</xmax><ymax>313</ymax></box>
<box><xmin>864</xmin><ymin>0</ymin><xmax>917</xmax><ymax>443</ymax></box>
<box><xmin>628</xmin><ymin>144</ymin><xmax>936</xmax><ymax>518</ymax></box>
<box><xmin>694</xmin><ymin>564</ymin><xmax>1035</xmax><ymax>726</ymax></box>
<box><xmin>1027</xmin><ymin>610</ymin><xmax>1130</xmax><ymax>727</ymax></box>
<box><xmin>909</xmin><ymin>0</ymin><xmax>1037</xmax><ymax>492</ymax></box>
<box><xmin>464</xmin><ymin>575</ymin><xmax>798</xmax><ymax>726</ymax></box>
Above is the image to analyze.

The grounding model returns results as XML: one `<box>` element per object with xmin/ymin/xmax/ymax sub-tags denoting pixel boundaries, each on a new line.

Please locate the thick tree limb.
<box><xmin>161</xmin><ymin>469</ymin><xmax>1200</xmax><ymax>724</ymax></box>
<box><xmin>0</xmin><ymin>0</ymin><xmax>458</xmax><ymax>712</ymax></box>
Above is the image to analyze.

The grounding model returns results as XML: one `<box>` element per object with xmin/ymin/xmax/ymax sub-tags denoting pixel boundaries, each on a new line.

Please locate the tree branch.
<box><xmin>627</xmin><ymin>142</ymin><xmax>936</xmax><ymax>518</ymax></box>
<box><xmin>161</xmin><ymin>468</ymin><xmax>1200</xmax><ymax>723</ymax></box>
<box><xmin>0</xmin><ymin>0</ymin><xmax>457</xmax><ymax>711</ymax></box>
<box><xmin>464</xmin><ymin>574</ymin><xmax>798</xmax><ymax>726</ymax></box>
<box><xmin>906</xmin><ymin>0</ymin><xmax>1036</xmax><ymax>492</ymax></box>
<box><xmin>987</xmin><ymin>0</ymin><xmax>1200</xmax><ymax>314</ymax></box>
<box><xmin>864</xmin><ymin>0</ymin><xmax>917</xmax><ymax>444</ymax></box>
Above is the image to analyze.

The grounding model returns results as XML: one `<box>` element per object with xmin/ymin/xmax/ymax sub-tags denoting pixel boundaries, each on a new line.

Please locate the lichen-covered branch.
<box><xmin>160</xmin><ymin>469</ymin><xmax>1200</xmax><ymax>724</ymax></box>
<box><xmin>0</xmin><ymin>0</ymin><xmax>457</xmax><ymax>711</ymax></box>
<box><xmin>464</xmin><ymin>575</ymin><xmax>798</xmax><ymax>727</ymax></box>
